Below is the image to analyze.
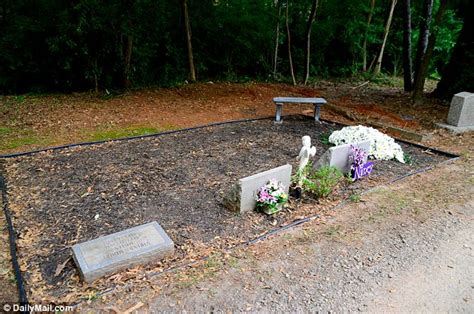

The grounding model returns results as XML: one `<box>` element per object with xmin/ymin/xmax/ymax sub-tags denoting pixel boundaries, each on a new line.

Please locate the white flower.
<box><xmin>329</xmin><ymin>125</ymin><xmax>405</xmax><ymax>163</ymax></box>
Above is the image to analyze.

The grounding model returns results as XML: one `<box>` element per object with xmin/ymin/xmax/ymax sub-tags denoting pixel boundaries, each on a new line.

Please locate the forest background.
<box><xmin>0</xmin><ymin>0</ymin><xmax>472</xmax><ymax>100</ymax></box>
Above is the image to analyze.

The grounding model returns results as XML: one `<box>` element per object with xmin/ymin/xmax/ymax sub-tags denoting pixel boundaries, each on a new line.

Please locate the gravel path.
<box><xmin>367</xmin><ymin>217</ymin><xmax>473</xmax><ymax>313</ymax></box>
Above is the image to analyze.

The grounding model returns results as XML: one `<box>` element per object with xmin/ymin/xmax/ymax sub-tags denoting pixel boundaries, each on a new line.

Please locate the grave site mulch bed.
<box><xmin>1</xmin><ymin>115</ymin><xmax>451</xmax><ymax>303</ymax></box>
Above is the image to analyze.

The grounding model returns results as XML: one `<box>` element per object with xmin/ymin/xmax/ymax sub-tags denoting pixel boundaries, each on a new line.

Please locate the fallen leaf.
<box><xmin>54</xmin><ymin>257</ymin><xmax>71</xmax><ymax>277</ymax></box>
<box><xmin>106</xmin><ymin>306</ymin><xmax>123</xmax><ymax>314</ymax></box>
<box><xmin>124</xmin><ymin>302</ymin><xmax>144</xmax><ymax>314</ymax></box>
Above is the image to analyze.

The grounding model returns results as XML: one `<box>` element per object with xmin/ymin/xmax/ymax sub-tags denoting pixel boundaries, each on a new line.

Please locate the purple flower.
<box><xmin>349</xmin><ymin>145</ymin><xmax>367</xmax><ymax>168</ymax></box>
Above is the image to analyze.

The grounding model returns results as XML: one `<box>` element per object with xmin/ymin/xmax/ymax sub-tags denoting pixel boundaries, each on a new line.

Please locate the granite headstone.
<box><xmin>314</xmin><ymin>140</ymin><xmax>371</xmax><ymax>174</ymax></box>
<box><xmin>437</xmin><ymin>92</ymin><xmax>474</xmax><ymax>133</ymax></box>
<box><xmin>72</xmin><ymin>221</ymin><xmax>174</xmax><ymax>282</ymax></box>
<box><xmin>447</xmin><ymin>92</ymin><xmax>474</xmax><ymax>127</ymax></box>
<box><xmin>224</xmin><ymin>164</ymin><xmax>292</xmax><ymax>213</ymax></box>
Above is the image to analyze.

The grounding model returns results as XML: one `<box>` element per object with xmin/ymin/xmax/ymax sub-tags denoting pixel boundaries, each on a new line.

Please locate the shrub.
<box><xmin>301</xmin><ymin>166</ymin><xmax>343</xmax><ymax>198</ymax></box>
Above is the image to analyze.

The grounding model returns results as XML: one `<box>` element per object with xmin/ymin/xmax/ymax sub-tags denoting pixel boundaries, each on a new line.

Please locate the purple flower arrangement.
<box><xmin>348</xmin><ymin>145</ymin><xmax>368</xmax><ymax>170</ymax></box>
<box><xmin>256</xmin><ymin>179</ymin><xmax>288</xmax><ymax>214</ymax></box>
<box><xmin>349</xmin><ymin>145</ymin><xmax>374</xmax><ymax>181</ymax></box>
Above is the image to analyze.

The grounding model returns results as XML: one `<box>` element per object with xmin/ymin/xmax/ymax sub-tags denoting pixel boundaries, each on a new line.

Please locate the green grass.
<box><xmin>175</xmin><ymin>254</ymin><xmax>224</xmax><ymax>289</ymax></box>
<box><xmin>295</xmin><ymin>228</ymin><xmax>317</xmax><ymax>244</ymax></box>
<box><xmin>324</xmin><ymin>225</ymin><xmax>342</xmax><ymax>237</ymax></box>
<box><xmin>87</xmin><ymin>126</ymin><xmax>165</xmax><ymax>142</ymax></box>
<box><xmin>204</xmin><ymin>253</ymin><xmax>223</xmax><ymax>270</ymax></box>
<box><xmin>0</xmin><ymin>124</ymin><xmax>179</xmax><ymax>152</ymax></box>
<box><xmin>82</xmin><ymin>290</ymin><xmax>99</xmax><ymax>302</ymax></box>
<box><xmin>226</xmin><ymin>256</ymin><xmax>239</xmax><ymax>268</ymax></box>
<box><xmin>3</xmin><ymin>137</ymin><xmax>39</xmax><ymax>149</ymax></box>
<box><xmin>0</xmin><ymin>130</ymin><xmax>52</xmax><ymax>151</ymax></box>
<box><xmin>349</xmin><ymin>193</ymin><xmax>361</xmax><ymax>202</ymax></box>
<box><xmin>0</xmin><ymin>127</ymin><xmax>13</xmax><ymax>136</ymax></box>
<box><xmin>175</xmin><ymin>272</ymin><xmax>201</xmax><ymax>289</ymax></box>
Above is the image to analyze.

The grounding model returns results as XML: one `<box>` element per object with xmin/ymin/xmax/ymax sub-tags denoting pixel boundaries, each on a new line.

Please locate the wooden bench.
<box><xmin>272</xmin><ymin>97</ymin><xmax>327</xmax><ymax>123</ymax></box>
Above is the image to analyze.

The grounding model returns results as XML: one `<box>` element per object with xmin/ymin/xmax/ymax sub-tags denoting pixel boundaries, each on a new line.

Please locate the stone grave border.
<box><xmin>0</xmin><ymin>115</ymin><xmax>460</xmax><ymax>306</ymax></box>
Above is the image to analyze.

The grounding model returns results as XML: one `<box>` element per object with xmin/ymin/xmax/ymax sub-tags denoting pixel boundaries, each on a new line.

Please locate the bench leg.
<box><xmin>275</xmin><ymin>103</ymin><xmax>283</xmax><ymax>123</ymax></box>
<box><xmin>314</xmin><ymin>104</ymin><xmax>321</xmax><ymax>123</ymax></box>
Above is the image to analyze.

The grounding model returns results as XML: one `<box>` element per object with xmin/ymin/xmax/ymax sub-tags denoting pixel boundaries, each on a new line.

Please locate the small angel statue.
<box><xmin>297</xmin><ymin>135</ymin><xmax>316</xmax><ymax>172</ymax></box>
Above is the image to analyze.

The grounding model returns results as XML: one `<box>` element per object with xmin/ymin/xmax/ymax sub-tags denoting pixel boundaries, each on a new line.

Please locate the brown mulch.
<box><xmin>0</xmin><ymin>81</ymin><xmax>460</xmax><ymax>305</ymax></box>
<box><xmin>3</xmin><ymin>116</ymin><xmax>450</xmax><ymax>303</ymax></box>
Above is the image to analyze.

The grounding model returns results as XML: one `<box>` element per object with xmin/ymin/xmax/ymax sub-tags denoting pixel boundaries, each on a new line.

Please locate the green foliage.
<box><xmin>301</xmin><ymin>166</ymin><xmax>343</xmax><ymax>198</ymax></box>
<box><xmin>403</xmin><ymin>152</ymin><xmax>413</xmax><ymax>165</ymax></box>
<box><xmin>0</xmin><ymin>0</ymin><xmax>465</xmax><ymax>93</ymax></box>
<box><xmin>320</xmin><ymin>132</ymin><xmax>331</xmax><ymax>145</ymax></box>
<box><xmin>292</xmin><ymin>161</ymin><xmax>311</xmax><ymax>186</ymax></box>
<box><xmin>82</xmin><ymin>290</ymin><xmax>99</xmax><ymax>302</ymax></box>
<box><xmin>344</xmin><ymin>172</ymin><xmax>354</xmax><ymax>184</ymax></box>
<box><xmin>349</xmin><ymin>193</ymin><xmax>361</xmax><ymax>203</ymax></box>
<box><xmin>430</xmin><ymin>9</ymin><xmax>463</xmax><ymax>76</ymax></box>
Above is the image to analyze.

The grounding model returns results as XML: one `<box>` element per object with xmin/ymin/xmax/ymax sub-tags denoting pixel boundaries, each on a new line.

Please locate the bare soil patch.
<box><xmin>2</xmin><ymin>115</ymin><xmax>450</xmax><ymax>303</ymax></box>
<box><xmin>0</xmin><ymin>81</ymin><xmax>450</xmax><ymax>154</ymax></box>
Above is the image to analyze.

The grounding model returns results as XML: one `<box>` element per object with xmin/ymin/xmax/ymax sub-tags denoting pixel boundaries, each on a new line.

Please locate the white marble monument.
<box><xmin>297</xmin><ymin>135</ymin><xmax>317</xmax><ymax>172</ymax></box>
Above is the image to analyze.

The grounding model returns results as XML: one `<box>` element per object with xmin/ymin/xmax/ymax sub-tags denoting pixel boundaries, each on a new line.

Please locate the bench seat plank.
<box><xmin>272</xmin><ymin>97</ymin><xmax>327</xmax><ymax>104</ymax></box>
<box><xmin>272</xmin><ymin>96</ymin><xmax>327</xmax><ymax>123</ymax></box>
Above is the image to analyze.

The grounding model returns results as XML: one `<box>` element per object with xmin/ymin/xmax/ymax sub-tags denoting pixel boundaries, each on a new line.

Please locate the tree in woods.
<box><xmin>412</xmin><ymin>0</ymin><xmax>449</xmax><ymax>103</ymax></box>
<box><xmin>373</xmin><ymin>0</ymin><xmax>397</xmax><ymax>75</ymax></box>
<box><xmin>182</xmin><ymin>0</ymin><xmax>196</xmax><ymax>81</ymax></box>
<box><xmin>303</xmin><ymin>0</ymin><xmax>319</xmax><ymax>85</ymax></box>
<box><xmin>273</xmin><ymin>0</ymin><xmax>282</xmax><ymax>77</ymax></box>
<box><xmin>401</xmin><ymin>0</ymin><xmax>413</xmax><ymax>91</ymax></box>
<box><xmin>413</xmin><ymin>0</ymin><xmax>433</xmax><ymax>86</ymax></box>
<box><xmin>285</xmin><ymin>0</ymin><xmax>296</xmax><ymax>85</ymax></box>
<box><xmin>122</xmin><ymin>27</ymin><xmax>134</xmax><ymax>88</ymax></box>
<box><xmin>121</xmin><ymin>0</ymin><xmax>135</xmax><ymax>89</ymax></box>
<box><xmin>433</xmin><ymin>0</ymin><xmax>473</xmax><ymax>99</ymax></box>
<box><xmin>362</xmin><ymin>0</ymin><xmax>376</xmax><ymax>72</ymax></box>
<box><xmin>0</xmin><ymin>0</ymin><xmax>465</xmax><ymax>93</ymax></box>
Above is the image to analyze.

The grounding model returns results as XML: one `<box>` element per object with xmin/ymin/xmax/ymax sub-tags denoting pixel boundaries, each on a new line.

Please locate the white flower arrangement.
<box><xmin>328</xmin><ymin>125</ymin><xmax>405</xmax><ymax>163</ymax></box>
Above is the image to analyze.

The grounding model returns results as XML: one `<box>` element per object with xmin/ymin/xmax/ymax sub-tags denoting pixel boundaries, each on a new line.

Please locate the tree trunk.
<box><xmin>373</xmin><ymin>0</ymin><xmax>397</xmax><ymax>75</ymax></box>
<box><xmin>362</xmin><ymin>0</ymin><xmax>376</xmax><ymax>72</ymax></box>
<box><xmin>182</xmin><ymin>0</ymin><xmax>196</xmax><ymax>81</ymax></box>
<box><xmin>367</xmin><ymin>54</ymin><xmax>377</xmax><ymax>73</ymax></box>
<box><xmin>273</xmin><ymin>0</ymin><xmax>282</xmax><ymax>78</ymax></box>
<box><xmin>402</xmin><ymin>0</ymin><xmax>413</xmax><ymax>91</ymax></box>
<box><xmin>122</xmin><ymin>32</ymin><xmax>133</xmax><ymax>88</ymax></box>
<box><xmin>285</xmin><ymin>0</ymin><xmax>296</xmax><ymax>85</ymax></box>
<box><xmin>412</xmin><ymin>0</ymin><xmax>448</xmax><ymax>103</ymax></box>
<box><xmin>433</xmin><ymin>1</ymin><xmax>474</xmax><ymax>100</ymax></box>
<box><xmin>90</xmin><ymin>58</ymin><xmax>99</xmax><ymax>93</ymax></box>
<box><xmin>303</xmin><ymin>0</ymin><xmax>319</xmax><ymax>85</ymax></box>
<box><xmin>413</xmin><ymin>0</ymin><xmax>433</xmax><ymax>85</ymax></box>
